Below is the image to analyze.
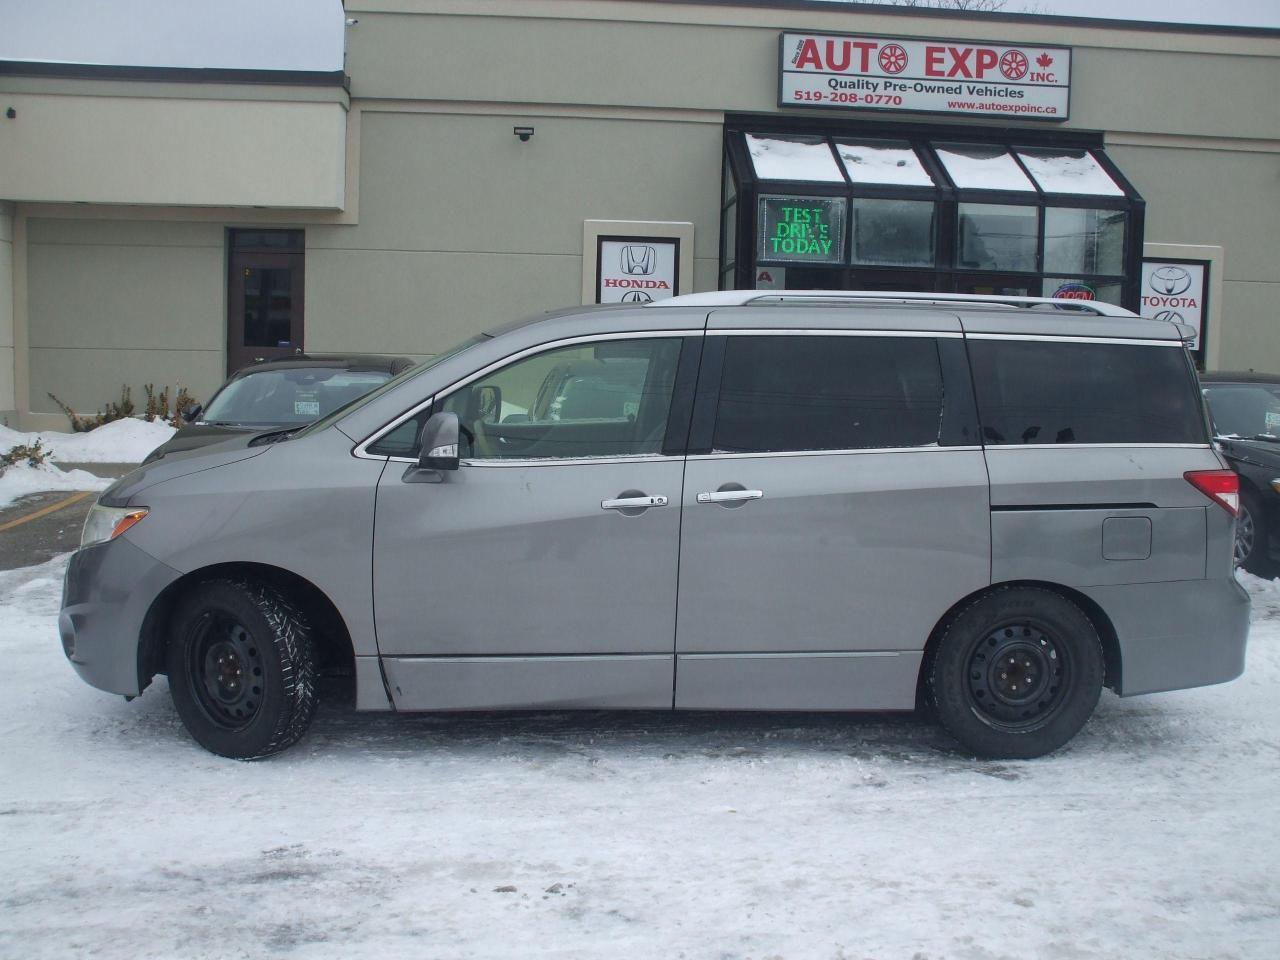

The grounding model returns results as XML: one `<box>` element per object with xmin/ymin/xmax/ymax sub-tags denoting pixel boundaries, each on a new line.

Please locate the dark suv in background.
<box><xmin>1201</xmin><ymin>371</ymin><xmax>1280</xmax><ymax>574</ymax></box>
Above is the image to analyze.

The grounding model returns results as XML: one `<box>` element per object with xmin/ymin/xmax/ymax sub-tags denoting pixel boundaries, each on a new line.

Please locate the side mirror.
<box><xmin>182</xmin><ymin>404</ymin><xmax>202</xmax><ymax>423</ymax></box>
<box><xmin>417</xmin><ymin>412</ymin><xmax>461</xmax><ymax>471</ymax></box>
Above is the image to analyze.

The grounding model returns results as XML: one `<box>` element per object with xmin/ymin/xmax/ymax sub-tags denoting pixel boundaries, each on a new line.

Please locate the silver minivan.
<box><xmin>60</xmin><ymin>292</ymin><xmax>1250</xmax><ymax>760</ymax></box>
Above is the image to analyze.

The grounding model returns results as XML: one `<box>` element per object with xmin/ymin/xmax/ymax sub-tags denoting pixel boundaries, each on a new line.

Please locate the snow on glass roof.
<box><xmin>835</xmin><ymin>140</ymin><xmax>935</xmax><ymax>187</ymax></box>
<box><xmin>934</xmin><ymin>144</ymin><xmax>1035</xmax><ymax>192</ymax></box>
<box><xmin>745</xmin><ymin>134</ymin><xmax>844</xmax><ymax>183</ymax></box>
<box><xmin>1016</xmin><ymin>149</ymin><xmax>1125</xmax><ymax>196</ymax></box>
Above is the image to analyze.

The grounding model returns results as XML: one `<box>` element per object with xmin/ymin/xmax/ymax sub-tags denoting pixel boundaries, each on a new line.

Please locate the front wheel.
<box><xmin>166</xmin><ymin>579</ymin><xmax>317</xmax><ymax>759</ymax></box>
<box><xmin>928</xmin><ymin>587</ymin><xmax>1103</xmax><ymax>759</ymax></box>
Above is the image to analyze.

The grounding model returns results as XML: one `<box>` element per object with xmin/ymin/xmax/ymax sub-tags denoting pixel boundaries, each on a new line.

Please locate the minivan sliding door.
<box><xmin>674</xmin><ymin>317</ymin><xmax>990</xmax><ymax>711</ymax></box>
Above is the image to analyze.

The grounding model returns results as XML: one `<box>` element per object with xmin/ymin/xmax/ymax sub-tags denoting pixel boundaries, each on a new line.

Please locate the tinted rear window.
<box><xmin>713</xmin><ymin>335</ymin><xmax>944</xmax><ymax>453</ymax></box>
<box><xmin>969</xmin><ymin>340</ymin><xmax>1206</xmax><ymax>445</ymax></box>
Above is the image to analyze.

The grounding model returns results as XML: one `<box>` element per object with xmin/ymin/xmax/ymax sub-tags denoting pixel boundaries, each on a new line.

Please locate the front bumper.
<box><xmin>1082</xmin><ymin>576</ymin><xmax>1251</xmax><ymax>696</ymax></box>
<box><xmin>60</xmin><ymin>536</ymin><xmax>183</xmax><ymax>696</ymax></box>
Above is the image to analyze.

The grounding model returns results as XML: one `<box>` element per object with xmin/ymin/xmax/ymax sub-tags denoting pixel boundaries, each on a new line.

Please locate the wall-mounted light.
<box><xmin>513</xmin><ymin>126</ymin><xmax>534</xmax><ymax>143</ymax></box>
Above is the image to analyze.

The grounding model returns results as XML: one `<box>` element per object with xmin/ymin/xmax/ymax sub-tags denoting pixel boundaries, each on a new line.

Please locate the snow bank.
<box><xmin>0</xmin><ymin>462</ymin><xmax>112</xmax><ymax>510</ymax></box>
<box><xmin>0</xmin><ymin>417</ymin><xmax>175</xmax><ymax>464</ymax></box>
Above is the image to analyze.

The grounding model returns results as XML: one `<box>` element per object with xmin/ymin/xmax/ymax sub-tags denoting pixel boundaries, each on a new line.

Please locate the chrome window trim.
<box><xmin>707</xmin><ymin>328</ymin><xmax>961</xmax><ymax>338</ymax></box>
<box><xmin>984</xmin><ymin>442</ymin><xmax>1212</xmax><ymax>450</ymax></box>
<box><xmin>352</xmin><ymin>330</ymin><xmax>694</xmax><ymax>462</ymax></box>
<box><xmin>966</xmin><ymin>333</ymin><xmax>1182</xmax><ymax>347</ymax></box>
<box><xmin>424</xmin><ymin>454</ymin><xmax>673</xmax><ymax>468</ymax></box>
<box><xmin>687</xmin><ymin>445</ymin><xmax>982</xmax><ymax>460</ymax></box>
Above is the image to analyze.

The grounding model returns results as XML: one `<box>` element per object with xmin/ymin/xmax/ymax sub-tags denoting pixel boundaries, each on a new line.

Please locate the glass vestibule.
<box><xmin>721</xmin><ymin>124</ymin><xmax>1144</xmax><ymax>310</ymax></box>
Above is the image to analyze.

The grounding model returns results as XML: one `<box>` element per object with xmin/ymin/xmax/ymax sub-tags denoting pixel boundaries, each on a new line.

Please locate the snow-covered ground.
<box><xmin>0</xmin><ymin>417</ymin><xmax>175</xmax><ymax>464</ymax></box>
<box><xmin>0</xmin><ymin>462</ymin><xmax>112</xmax><ymax>511</ymax></box>
<box><xmin>1</xmin><ymin>558</ymin><xmax>1277</xmax><ymax>960</ymax></box>
<box><xmin>0</xmin><ymin>418</ymin><xmax>173</xmax><ymax>509</ymax></box>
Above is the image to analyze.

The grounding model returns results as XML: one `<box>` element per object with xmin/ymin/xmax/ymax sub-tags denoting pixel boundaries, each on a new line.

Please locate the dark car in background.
<box><xmin>144</xmin><ymin>355</ymin><xmax>415</xmax><ymax>462</ymax></box>
<box><xmin>1201</xmin><ymin>371</ymin><xmax>1280</xmax><ymax>574</ymax></box>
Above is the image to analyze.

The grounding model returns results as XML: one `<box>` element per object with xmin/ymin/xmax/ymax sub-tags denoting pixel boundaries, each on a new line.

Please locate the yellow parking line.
<box><xmin>0</xmin><ymin>490</ymin><xmax>94</xmax><ymax>534</ymax></box>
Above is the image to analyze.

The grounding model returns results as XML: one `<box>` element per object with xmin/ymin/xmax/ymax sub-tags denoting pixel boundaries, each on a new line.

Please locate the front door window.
<box><xmin>440</xmin><ymin>338</ymin><xmax>684</xmax><ymax>460</ymax></box>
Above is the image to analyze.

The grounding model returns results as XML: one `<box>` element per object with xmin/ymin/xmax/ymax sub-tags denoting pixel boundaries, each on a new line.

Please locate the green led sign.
<box><xmin>757</xmin><ymin>195</ymin><xmax>846</xmax><ymax>265</ymax></box>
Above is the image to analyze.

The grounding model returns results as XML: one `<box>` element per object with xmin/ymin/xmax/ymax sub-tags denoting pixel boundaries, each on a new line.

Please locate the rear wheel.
<box><xmin>166</xmin><ymin>579</ymin><xmax>317</xmax><ymax>759</ymax></box>
<box><xmin>929</xmin><ymin>587</ymin><xmax>1103</xmax><ymax>759</ymax></box>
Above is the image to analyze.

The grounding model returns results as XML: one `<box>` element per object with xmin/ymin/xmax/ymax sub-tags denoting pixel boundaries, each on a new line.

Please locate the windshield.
<box><xmin>1202</xmin><ymin>383</ymin><xmax>1280</xmax><ymax>439</ymax></box>
<box><xmin>201</xmin><ymin>367</ymin><xmax>395</xmax><ymax>427</ymax></box>
<box><xmin>295</xmin><ymin>334</ymin><xmax>490</xmax><ymax>439</ymax></box>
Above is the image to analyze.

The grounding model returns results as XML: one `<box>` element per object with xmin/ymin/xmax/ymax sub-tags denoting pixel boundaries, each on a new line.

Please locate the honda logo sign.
<box><xmin>597</xmin><ymin>237</ymin><xmax>680</xmax><ymax>304</ymax></box>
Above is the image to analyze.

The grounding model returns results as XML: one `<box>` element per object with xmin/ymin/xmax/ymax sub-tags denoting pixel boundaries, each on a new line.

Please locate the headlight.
<box><xmin>1271</xmin><ymin>479</ymin><xmax>1280</xmax><ymax>495</ymax></box>
<box><xmin>81</xmin><ymin>505</ymin><xmax>149</xmax><ymax>549</ymax></box>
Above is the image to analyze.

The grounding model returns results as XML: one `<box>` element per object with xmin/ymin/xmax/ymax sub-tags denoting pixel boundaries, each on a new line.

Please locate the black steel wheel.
<box><xmin>929</xmin><ymin>587</ymin><xmax>1103</xmax><ymax>759</ymax></box>
<box><xmin>167</xmin><ymin>579</ymin><xmax>317</xmax><ymax>759</ymax></box>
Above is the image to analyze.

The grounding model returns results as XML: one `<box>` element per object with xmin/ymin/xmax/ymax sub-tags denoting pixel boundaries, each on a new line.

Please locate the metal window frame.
<box><xmin>722</xmin><ymin>116</ymin><xmax>1144</xmax><ymax>309</ymax></box>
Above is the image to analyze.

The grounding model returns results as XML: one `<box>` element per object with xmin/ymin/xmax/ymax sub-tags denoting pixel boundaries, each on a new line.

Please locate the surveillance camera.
<box><xmin>514</xmin><ymin>126</ymin><xmax>535</xmax><ymax>142</ymax></box>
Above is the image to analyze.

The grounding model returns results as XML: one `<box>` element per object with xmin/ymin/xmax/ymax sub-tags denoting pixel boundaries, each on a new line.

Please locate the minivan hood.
<box><xmin>99</xmin><ymin>433</ymin><xmax>270</xmax><ymax>506</ymax></box>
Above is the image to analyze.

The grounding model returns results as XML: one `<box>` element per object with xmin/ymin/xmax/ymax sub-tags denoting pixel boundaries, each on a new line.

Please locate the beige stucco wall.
<box><xmin>305</xmin><ymin>110</ymin><xmax>722</xmax><ymax>355</ymax></box>
<box><xmin>24</xmin><ymin>219</ymin><xmax>227</xmax><ymax>419</ymax></box>
<box><xmin>1108</xmin><ymin>142</ymin><xmax>1280</xmax><ymax>369</ymax></box>
<box><xmin>0</xmin><ymin>85</ymin><xmax>348</xmax><ymax>209</ymax></box>
<box><xmin>0</xmin><ymin>202</ymin><xmax>14</xmax><ymax>420</ymax></box>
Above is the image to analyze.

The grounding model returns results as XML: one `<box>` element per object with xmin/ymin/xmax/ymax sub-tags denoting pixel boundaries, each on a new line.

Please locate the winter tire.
<box><xmin>929</xmin><ymin>587</ymin><xmax>1103</xmax><ymax>760</ymax></box>
<box><xmin>166</xmin><ymin>579</ymin><xmax>317</xmax><ymax>759</ymax></box>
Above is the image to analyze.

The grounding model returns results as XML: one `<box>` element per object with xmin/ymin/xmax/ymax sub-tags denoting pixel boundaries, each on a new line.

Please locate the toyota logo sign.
<box><xmin>1149</xmin><ymin>265</ymin><xmax>1193</xmax><ymax>296</ymax></box>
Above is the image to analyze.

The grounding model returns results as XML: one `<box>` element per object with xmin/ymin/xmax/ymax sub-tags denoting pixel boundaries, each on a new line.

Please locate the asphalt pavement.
<box><xmin>0</xmin><ymin>464</ymin><xmax>134</xmax><ymax>571</ymax></box>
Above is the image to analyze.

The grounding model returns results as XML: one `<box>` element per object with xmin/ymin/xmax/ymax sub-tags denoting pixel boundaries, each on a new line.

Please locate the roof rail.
<box><xmin>649</xmin><ymin>289</ymin><xmax>1140</xmax><ymax>318</ymax></box>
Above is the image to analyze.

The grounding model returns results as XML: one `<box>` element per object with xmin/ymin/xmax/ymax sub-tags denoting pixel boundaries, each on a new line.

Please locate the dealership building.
<box><xmin>1</xmin><ymin>0</ymin><xmax>1278</xmax><ymax>429</ymax></box>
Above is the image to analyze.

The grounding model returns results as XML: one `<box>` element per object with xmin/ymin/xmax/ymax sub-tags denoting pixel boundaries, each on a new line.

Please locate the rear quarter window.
<box><xmin>969</xmin><ymin>339</ymin><xmax>1207</xmax><ymax>445</ymax></box>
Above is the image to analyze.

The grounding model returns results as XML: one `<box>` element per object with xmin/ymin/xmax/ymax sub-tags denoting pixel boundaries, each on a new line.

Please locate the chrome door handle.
<box><xmin>601</xmin><ymin>495</ymin><xmax>668</xmax><ymax>510</ymax></box>
<box><xmin>696</xmin><ymin>489</ymin><xmax>764</xmax><ymax>504</ymax></box>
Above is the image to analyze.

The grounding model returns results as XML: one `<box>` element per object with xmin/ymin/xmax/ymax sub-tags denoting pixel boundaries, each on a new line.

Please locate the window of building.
<box><xmin>721</xmin><ymin>123</ymin><xmax>1142</xmax><ymax>309</ymax></box>
<box><xmin>935</xmin><ymin>143</ymin><xmax>1035</xmax><ymax>192</ymax></box>
<box><xmin>712</xmin><ymin>335</ymin><xmax>944</xmax><ymax>453</ymax></box>
<box><xmin>968</xmin><ymin>340</ymin><xmax>1205</xmax><ymax>445</ymax></box>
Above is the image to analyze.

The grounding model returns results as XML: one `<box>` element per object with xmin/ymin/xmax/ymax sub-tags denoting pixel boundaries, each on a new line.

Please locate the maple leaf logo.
<box><xmin>1036</xmin><ymin>53</ymin><xmax>1054</xmax><ymax>69</ymax></box>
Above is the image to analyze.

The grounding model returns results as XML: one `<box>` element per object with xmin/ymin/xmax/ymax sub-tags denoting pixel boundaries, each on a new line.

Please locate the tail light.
<box><xmin>1184</xmin><ymin>469</ymin><xmax>1239</xmax><ymax>517</ymax></box>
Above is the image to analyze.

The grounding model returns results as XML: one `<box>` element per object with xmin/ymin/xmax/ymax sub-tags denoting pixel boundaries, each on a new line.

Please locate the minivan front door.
<box><xmin>674</xmin><ymin>316</ymin><xmax>990</xmax><ymax>712</ymax></box>
<box><xmin>372</xmin><ymin>335</ymin><xmax>697</xmax><ymax>711</ymax></box>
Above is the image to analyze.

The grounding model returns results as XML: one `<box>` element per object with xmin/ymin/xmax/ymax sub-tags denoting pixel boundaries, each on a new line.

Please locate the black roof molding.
<box><xmin>0</xmin><ymin>61</ymin><xmax>350</xmax><ymax>88</ymax></box>
<box><xmin>623</xmin><ymin>0</ymin><xmax>1280</xmax><ymax>39</ymax></box>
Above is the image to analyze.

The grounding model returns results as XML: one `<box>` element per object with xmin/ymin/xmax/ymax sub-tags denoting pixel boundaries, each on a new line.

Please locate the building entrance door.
<box><xmin>227</xmin><ymin>244</ymin><xmax>305</xmax><ymax>374</ymax></box>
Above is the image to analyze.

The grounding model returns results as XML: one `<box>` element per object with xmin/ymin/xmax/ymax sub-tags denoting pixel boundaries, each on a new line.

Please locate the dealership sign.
<box><xmin>779</xmin><ymin>32</ymin><xmax>1071</xmax><ymax>120</ymax></box>
<box><xmin>1140</xmin><ymin>260</ymin><xmax>1209</xmax><ymax>353</ymax></box>
<box><xmin>757</xmin><ymin>195</ymin><xmax>847</xmax><ymax>266</ymax></box>
<box><xmin>596</xmin><ymin>237</ymin><xmax>680</xmax><ymax>304</ymax></box>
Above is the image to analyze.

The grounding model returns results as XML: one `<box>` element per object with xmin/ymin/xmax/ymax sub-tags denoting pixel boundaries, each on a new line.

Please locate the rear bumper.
<box><xmin>60</xmin><ymin>536</ymin><xmax>183</xmax><ymax>697</ymax></box>
<box><xmin>1082</xmin><ymin>577</ymin><xmax>1250</xmax><ymax>696</ymax></box>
